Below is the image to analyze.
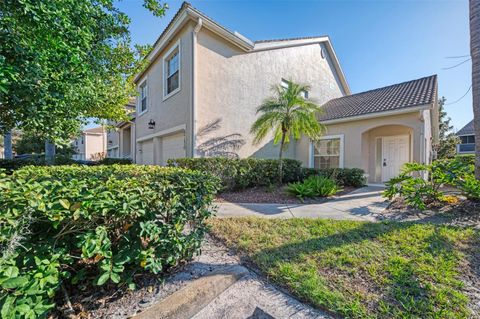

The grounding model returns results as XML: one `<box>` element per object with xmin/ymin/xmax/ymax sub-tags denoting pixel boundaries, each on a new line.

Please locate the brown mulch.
<box><xmin>215</xmin><ymin>185</ymin><xmax>357</xmax><ymax>204</ymax></box>
<box><xmin>379</xmin><ymin>197</ymin><xmax>480</xmax><ymax>228</ymax></box>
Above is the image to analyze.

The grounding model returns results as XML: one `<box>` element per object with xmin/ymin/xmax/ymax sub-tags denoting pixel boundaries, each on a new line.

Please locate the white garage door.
<box><xmin>140</xmin><ymin>140</ymin><xmax>154</xmax><ymax>165</ymax></box>
<box><xmin>162</xmin><ymin>133</ymin><xmax>185</xmax><ymax>165</ymax></box>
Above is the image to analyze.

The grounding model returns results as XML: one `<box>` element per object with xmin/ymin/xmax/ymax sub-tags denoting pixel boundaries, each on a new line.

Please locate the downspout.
<box><xmin>191</xmin><ymin>18</ymin><xmax>203</xmax><ymax>157</ymax></box>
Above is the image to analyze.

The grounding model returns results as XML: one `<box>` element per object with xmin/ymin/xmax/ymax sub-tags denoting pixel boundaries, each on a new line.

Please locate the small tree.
<box><xmin>436</xmin><ymin>97</ymin><xmax>460</xmax><ymax>159</ymax></box>
<box><xmin>0</xmin><ymin>0</ymin><xmax>166</xmax><ymax>145</ymax></box>
<box><xmin>250</xmin><ymin>81</ymin><xmax>325</xmax><ymax>183</ymax></box>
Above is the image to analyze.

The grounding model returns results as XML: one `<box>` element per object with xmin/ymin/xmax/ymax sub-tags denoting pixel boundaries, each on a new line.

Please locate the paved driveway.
<box><xmin>216</xmin><ymin>186</ymin><xmax>388</xmax><ymax>222</ymax></box>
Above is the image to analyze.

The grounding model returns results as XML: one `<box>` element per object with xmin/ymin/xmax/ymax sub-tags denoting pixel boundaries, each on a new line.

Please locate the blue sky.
<box><xmin>117</xmin><ymin>0</ymin><xmax>472</xmax><ymax>131</ymax></box>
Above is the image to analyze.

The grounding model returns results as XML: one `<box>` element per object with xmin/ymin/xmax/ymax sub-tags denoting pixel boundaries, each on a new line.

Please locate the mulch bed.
<box><xmin>215</xmin><ymin>185</ymin><xmax>357</xmax><ymax>204</ymax></box>
<box><xmin>380</xmin><ymin>196</ymin><xmax>480</xmax><ymax>228</ymax></box>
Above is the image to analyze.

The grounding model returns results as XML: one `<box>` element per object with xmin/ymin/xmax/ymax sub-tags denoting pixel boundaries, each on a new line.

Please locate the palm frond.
<box><xmin>250</xmin><ymin>80</ymin><xmax>325</xmax><ymax>147</ymax></box>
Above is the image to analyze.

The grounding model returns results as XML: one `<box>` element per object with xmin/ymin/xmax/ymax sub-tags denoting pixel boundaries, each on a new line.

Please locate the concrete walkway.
<box><xmin>216</xmin><ymin>186</ymin><xmax>388</xmax><ymax>222</ymax></box>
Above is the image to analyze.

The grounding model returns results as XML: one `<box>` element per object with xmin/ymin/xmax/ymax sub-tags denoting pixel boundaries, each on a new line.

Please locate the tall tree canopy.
<box><xmin>436</xmin><ymin>97</ymin><xmax>460</xmax><ymax>159</ymax></box>
<box><xmin>0</xmin><ymin>0</ymin><xmax>166</xmax><ymax>144</ymax></box>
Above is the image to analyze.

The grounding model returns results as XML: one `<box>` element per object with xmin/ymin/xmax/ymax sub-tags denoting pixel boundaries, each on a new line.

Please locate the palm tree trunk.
<box><xmin>470</xmin><ymin>0</ymin><xmax>480</xmax><ymax>179</ymax></box>
<box><xmin>4</xmin><ymin>131</ymin><xmax>13</xmax><ymax>159</ymax></box>
<box><xmin>278</xmin><ymin>131</ymin><xmax>286</xmax><ymax>184</ymax></box>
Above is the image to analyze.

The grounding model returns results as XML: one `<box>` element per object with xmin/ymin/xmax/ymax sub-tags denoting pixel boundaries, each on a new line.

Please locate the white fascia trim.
<box><xmin>252</xmin><ymin>37</ymin><xmax>350</xmax><ymax>95</ymax></box>
<box><xmin>162</xmin><ymin>40</ymin><xmax>181</xmax><ymax>101</ymax></box>
<box><xmin>134</xmin><ymin>7</ymin><xmax>253</xmax><ymax>83</ymax></box>
<box><xmin>185</xmin><ymin>8</ymin><xmax>254</xmax><ymax>50</ymax></box>
<box><xmin>321</xmin><ymin>104</ymin><xmax>431</xmax><ymax>125</ymax></box>
<box><xmin>309</xmin><ymin>134</ymin><xmax>345</xmax><ymax>169</ymax></box>
<box><xmin>134</xmin><ymin>10</ymin><xmax>189</xmax><ymax>83</ymax></box>
<box><xmin>136</xmin><ymin>124</ymin><xmax>186</xmax><ymax>143</ymax></box>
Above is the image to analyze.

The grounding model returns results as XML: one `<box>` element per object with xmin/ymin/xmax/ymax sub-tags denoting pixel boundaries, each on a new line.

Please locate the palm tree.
<box><xmin>250</xmin><ymin>81</ymin><xmax>325</xmax><ymax>183</ymax></box>
<box><xmin>470</xmin><ymin>0</ymin><xmax>480</xmax><ymax>179</ymax></box>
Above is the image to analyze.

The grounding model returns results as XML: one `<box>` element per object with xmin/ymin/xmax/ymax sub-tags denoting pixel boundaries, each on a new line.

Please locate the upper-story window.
<box><xmin>281</xmin><ymin>79</ymin><xmax>308</xmax><ymax>98</ymax></box>
<box><xmin>140</xmin><ymin>80</ymin><xmax>148</xmax><ymax>114</ymax></box>
<box><xmin>164</xmin><ymin>45</ymin><xmax>180</xmax><ymax>97</ymax></box>
<box><xmin>460</xmin><ymin>135</ymin><xmax>475</xmax><ymax>144</ymax></box>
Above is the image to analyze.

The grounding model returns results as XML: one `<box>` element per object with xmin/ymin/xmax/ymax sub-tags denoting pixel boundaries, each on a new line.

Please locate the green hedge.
<box><xmin>0</xmin><ymin>165</ymin><xmax>219</xmax><ymax>318</ymax></box>
<box><xmin>0</xmin><ymin>156</ymin><xmax>132</xmax><ymax>174</ymax></box>
<box><xmin>301</xmin><ymin>167</ymin><xmax>366</xmax><ymax>187</ymax></box>
<box><xmin>96</xmin><ymin>157</ymin><xmax>133</xmax><ymax>165</ymax></box>
<box><xmin>453</xmin><ymin>154</ymin><xmax>475</xmax><ymax>166</ymax></box>
<box><xmin>167</xmin><ymin>158</ymin><xmax>303</xmax><ymax>191</ymax></box>
<box><xmin>167</xmin><ymin>157</ymin><xmax>366</xmax><ymax>190</ymax></box>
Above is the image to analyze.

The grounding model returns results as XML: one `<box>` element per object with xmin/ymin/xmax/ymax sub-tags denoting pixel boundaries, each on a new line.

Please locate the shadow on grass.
<box><xmin>250</xmin><ymin>221</ymin><xmax>477</xmax><ymax>318</ymax></box>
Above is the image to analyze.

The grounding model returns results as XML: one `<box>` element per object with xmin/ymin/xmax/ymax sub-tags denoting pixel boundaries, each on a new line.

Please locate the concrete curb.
<box><xmin>132</xmin><ymin>265</ymin><xmax>249</xmax><ymax>319</ymax></box>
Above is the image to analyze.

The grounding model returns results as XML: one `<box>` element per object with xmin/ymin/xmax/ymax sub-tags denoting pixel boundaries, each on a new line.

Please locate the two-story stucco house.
<box><xmin>456</xmin><ymin>120</ymin><xmax>475</xmax><ymax>155</ymax></box>
<box><xmin>106</xmin><ymin>99</ymin><xmax>136</xmax><ymax>160</ymax></box>
<box><xmin>72</xmin><ymin>126</ymin><xmax>107</xmax><ymax>161</ymax></box>
<box><xmin>132</xmin><ymin>2</ymin><xmax>439</xmax><ymax>184</ymax></box>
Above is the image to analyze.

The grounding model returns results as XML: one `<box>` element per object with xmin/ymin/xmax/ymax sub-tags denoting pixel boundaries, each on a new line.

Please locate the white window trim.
<box><xmin>137</xmin><ymin>77</ymin><xmax>148</xmax><ymax>116</ymax></box>
<box><xmin>163</xmin><ymin>41</ymin><xmax>181</xmax><ymax>101</ymax></box>
<box><xmin>310</xmin><ymin>134</ymin><xmax>345</xmax><ymax>169</ymax></box>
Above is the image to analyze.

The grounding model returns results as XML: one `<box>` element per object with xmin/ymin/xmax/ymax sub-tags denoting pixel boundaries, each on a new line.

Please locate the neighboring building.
<box><xmin>106</xmin><ymin>99</ymin><xmax>136</xmax><ymax>160</ymax></box>
<box><xmin>456</xmin><ymin>120</ymin><xmax>475</xmax><ymax>154</ymax></box>
<box><xmin>132</xmin><ymin>2</ymin><xmax>439</xmax><ymax>183</ymax></box>
<box><xmin>72</xmin><ymin>126</ymin><xmax>107</xmax><ymax>161</ymax></box>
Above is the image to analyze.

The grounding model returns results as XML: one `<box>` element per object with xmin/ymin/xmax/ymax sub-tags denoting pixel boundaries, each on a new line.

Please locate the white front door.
<box><xmin>381</xmin><ymin>135</ymin><xmax>409</xmax><ymax>182</ymax></box>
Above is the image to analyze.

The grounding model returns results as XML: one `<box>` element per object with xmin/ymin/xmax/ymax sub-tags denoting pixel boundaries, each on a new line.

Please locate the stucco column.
<box><xmin>3</xmin><ymin>131</ymin><xmax>13</xmax><ymax>159</ymax></box>
<box><xmin>153</xmin><ymin>136</ymin><xmax>162</xmax><ymax>166</ymax></box>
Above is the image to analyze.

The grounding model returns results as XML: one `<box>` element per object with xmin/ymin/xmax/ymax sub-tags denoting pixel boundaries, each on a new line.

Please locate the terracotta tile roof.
<box><xmin>319</xmin><ymin>75</ymin><xmax>437</xmax><ymax>121</ymax></box>
<box><xmin>456</xmin><ymin>120</ymin><xmax>474</xmax><ymax>136</ymax></box>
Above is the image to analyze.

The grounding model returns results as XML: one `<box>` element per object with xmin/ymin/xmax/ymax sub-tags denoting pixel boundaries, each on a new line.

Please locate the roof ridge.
<box><xmin>319</xmin><ymin>75</ymin><xmax>438</xmax><ymax>122</ymax></box>
<box><xmin>254</xmin><ymin>35</ymin><xmax>329</xmax><ymax>44</ymax></box>
<box><xmin>337</xmin><ymin>74</ymin><xmax>437</xmax><ymax>100</ymax></box>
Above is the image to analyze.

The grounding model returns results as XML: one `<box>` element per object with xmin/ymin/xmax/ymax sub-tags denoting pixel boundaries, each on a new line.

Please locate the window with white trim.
<box><xmin>281</xmin><ymin>79</ymin><xmax>308</xmax><ymax>98</ymax></box>
<box><xmin>313</xmin><ymin>138</ymin><xmax>341</xmax><ymax>169</ymax></box>
<box><xmin>139</xmin><ymin>81</ymin><xmax>147</xmax><ymax>113</ymax></box>
<box><xmin>165</xmin><ymin>47</ymin><xmax>179</xmax><ymax>96</ymax></box>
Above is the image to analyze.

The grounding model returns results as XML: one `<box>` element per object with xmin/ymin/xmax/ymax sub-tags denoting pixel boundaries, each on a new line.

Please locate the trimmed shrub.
<box><xmin>0</xmin><ymin>156</ymin><xmax>132</xmax><ymax>174</ymax></box>
<box><xmin>302</xmin><ymin>167</ymin><xmax>366</xmax><ymax>187</ymax></box>
<box><xmin>167</xmin><ymin>158</ymin><xmax>303</xmax><ymax>191</ymax></box>
<box><xmin>287</xmin><ymin>175</ymin><xmax>340</xmax><ymax>201</ymax></box>
<box><xmin>454</xmin><ymin>154</ymin><xmax>475</xmax><ymax>166</ymax></box>
<box><xmin>97</xmin><ymin>157</ymin><xmax>132</xmax><ymax>165</ymax></box>
<box><xmin>0</xmin><ymin>165</ymin><xmax>219</xmax><ymax>317</ymax></box>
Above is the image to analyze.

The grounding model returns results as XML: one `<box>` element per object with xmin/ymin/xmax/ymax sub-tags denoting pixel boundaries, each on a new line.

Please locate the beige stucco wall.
<box><xmin>85</xmin><ymin>133</ymin><xmax>106</xmax><ymax>160</ymax></box>
<box><xmin>135</xmin><ymin>22</ymin><xmax>194</xmax><ymax>163</ymax></box>
<box><xmin>296</xmin><ymin>111</ymin><xmax>428</xmax><ymax>182</ymax></box>
<box><xmin>195</xmin><ymin>28</ymin><xmax>345</xmax><ymax>159</ymax></box>
<box><xmin>106</xmin><ymin>128</ymin><xmax>119</xmax><ymax>157</ymax></box>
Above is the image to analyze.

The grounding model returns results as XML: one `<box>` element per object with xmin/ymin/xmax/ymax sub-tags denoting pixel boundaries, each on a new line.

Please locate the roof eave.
<box><xmin>320</xmin><ymin>104</ymin><xmax>432</xmax><ymax>125</ymax></box>
<box><xmin>134</xmin><ymin>5</ymin><xmax>254</xmax><ymax>83</ymax></box>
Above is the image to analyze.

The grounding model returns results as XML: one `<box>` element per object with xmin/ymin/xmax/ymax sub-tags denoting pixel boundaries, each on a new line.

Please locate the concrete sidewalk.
<box><xmin>216</xmin><ymin>186</ymin><xmax>388</xmax><ymax>222</ymax></box>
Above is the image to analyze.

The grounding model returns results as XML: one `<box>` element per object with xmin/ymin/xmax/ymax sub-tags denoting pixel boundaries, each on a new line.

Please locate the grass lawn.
<box><xmin>209</xmin><ymin>218</ymin><xmax>479</xmax><ymax>319</ymax></box>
